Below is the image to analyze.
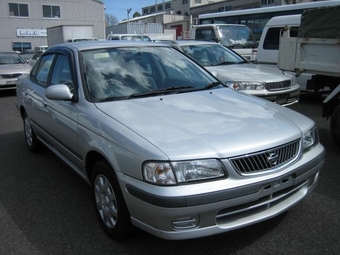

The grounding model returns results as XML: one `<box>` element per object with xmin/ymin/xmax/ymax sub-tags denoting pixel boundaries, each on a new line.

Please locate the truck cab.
<box><xmin>256</xmin><ymin>14</ymin><xmax>314</xmax><ymax>92</ymax></box>
<box><xmin>189</xmin><ymin>24</ymin><xmax>258</xmax><ymax>62</ymax></box>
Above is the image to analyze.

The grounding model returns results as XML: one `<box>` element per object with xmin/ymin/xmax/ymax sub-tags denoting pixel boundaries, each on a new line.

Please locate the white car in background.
<box><xmin>28</xmin><ymin>50</ymin><xmax>45</xmax><ymax>67</ymax></box>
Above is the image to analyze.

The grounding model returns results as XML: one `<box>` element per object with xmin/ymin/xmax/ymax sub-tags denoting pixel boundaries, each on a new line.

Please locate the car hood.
<box><xmin>95</xmin><ymin>88</ymin><xmax>311</xmax><ymax>160</ymax></box>
<box><xmin>205</xmin><ymin>63</ymin><xmax>292</xmax><ymax>82</ymax></box>
<box><xmin>0</xmin><ymin>63</ymin><xmax>31</xmax><ymax>74</ymax></box>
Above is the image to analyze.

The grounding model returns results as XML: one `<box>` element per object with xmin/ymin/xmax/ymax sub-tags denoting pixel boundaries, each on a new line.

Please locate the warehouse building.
<box><xmin>0</xmin><ymin>0</ymin><xmax>105</xmax><ymax>52</ymax></box>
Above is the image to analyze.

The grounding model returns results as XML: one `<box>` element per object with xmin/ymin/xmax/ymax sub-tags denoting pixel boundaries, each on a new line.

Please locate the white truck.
<box><xmin>278</xmin><ymin>6</ymin><xmax>340</xmax><ymax>148</ymax></box>
<box><xmin>189</xmin><ymin>24</ymin><xmax>258</xmax><ymax>62</ymax></box>
<box><xmin>47</xmin><ymin>25</ymin><xmax>97</xmax><ymax>47</ymax></box>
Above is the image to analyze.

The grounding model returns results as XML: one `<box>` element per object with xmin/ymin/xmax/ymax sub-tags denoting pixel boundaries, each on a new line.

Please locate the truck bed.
<box><xmin>278</xmin><ymin>5</ymin><xmax>340</xmax><ymax>77</ymax></box>
<box><xmin>278</xmin><ymin>36</ymin><xmax>340</xmax><ymax>77</ymax></box>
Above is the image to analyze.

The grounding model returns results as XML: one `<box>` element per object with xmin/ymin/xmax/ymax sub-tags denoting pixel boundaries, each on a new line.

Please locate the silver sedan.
<box><xmin>0</xmin><ymin>51</ymin><xmax>31</xmax><ymax>90</ymax></box>
<box><xmin>172</xmin><ymin>40</ymin><xmax>300</xmax><ymax>106</ymax></box>
<box><xmin>15</xmin><ymin>41</ymin><xmax>324</xmax><ymax>240</ymax></box>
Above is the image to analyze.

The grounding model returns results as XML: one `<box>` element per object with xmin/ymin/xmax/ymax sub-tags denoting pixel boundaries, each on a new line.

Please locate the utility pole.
<box><xmin>127</xmin><ymin>8</ymin><xmax>132</xmax><ymax>23</ymax></box>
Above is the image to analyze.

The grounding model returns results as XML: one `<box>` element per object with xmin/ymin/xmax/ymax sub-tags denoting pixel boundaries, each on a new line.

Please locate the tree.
<box><xmin>105</xmin><ymin>13</ymin><xmax>118</xmax><ymax>26</ymax></box>
<box><xmin>133</xmin><ymin>11</ymin><xmax>141</xmax><ymax>18</ymax></box>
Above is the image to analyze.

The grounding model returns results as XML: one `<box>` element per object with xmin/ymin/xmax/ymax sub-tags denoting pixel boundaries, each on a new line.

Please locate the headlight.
<box><xmin>143</xmin><ymin>159</ymin><xmax>226</xmax><ymax>185</ymax></box>
<box><xmin>291</xmin><ymin>76</ymin><xmax>297</xmax><ymax>86</ymax></box>
<box><xmin>226</xmin><ymin>81</ymin><xmax>265</xmax><ymax>90</ymax></box>
<box><xmin>302</xmin><ymin>126</ymin><xmax>319</xmax><ymax>151</ymax></box>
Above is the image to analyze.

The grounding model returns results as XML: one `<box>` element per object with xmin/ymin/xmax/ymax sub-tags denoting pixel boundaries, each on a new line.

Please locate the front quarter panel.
<box><xmin>77</xmin><ymin>102</ymin><xmax>169</xmax><ymax>181</ymax></box>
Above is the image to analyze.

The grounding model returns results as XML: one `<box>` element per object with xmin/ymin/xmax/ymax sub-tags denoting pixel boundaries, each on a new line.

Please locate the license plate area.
<box><xmin>260</xmin><ymin>175</ymin><xmax>294</xmax><ymax>196</ymax></box>
<box><xmin>6</xmin><ymin>80</ymin><xmax>16</xmax><ymax>85</ymax></box>
<box><xmin>276</xmin><ymin>94</ymin><xmax>288</xmax><ymax>104</ymax></box>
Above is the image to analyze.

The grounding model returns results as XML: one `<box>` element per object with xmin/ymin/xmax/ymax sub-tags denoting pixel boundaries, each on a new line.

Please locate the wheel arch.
<box><xmin>85</xmin><ymin>150</ymin><xmax>116</xmax><ymax>182</ymax></box>
<box><xmin>19</xmin><ymin>105</ymin><xmax>27</xmax><ymax>119</ymax></box>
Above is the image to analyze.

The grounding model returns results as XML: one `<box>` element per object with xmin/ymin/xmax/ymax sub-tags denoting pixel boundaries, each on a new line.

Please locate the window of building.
<box><xmin>261</xmin><ymin>0</ymin><xmax>275</xmax><ymax>6</ymax></box>
<box><xmin>150</xmin><ymin>6</ymin><xmax>155</xmax><ymax>12</ymax></box>
<box><xmin>218</xmin><ymin>7</ymin><xmax>224</xmax><ymax>12</ymax></box>
<box><xmin>9</xmin><ymin>3</ymin><xmax>29</xmax><ymax>17</ymax></box>
<box><xmin>165</xmin><ymin>3</ymin><xmax>171</xmax><ymax>9</ymax></box>
<box><xmin>12</xmin><ymin>42</ymin><xmax>31</xmax><ymax>52</ymax></box>
<box><xmin>43</xmin><ymin>5</ymin><xmax>61</xmax><ymax>18</ymax></box>
<box><xmin>182</xmin><ymin>0</ymin><xmax>189</xmax><ymax>5</ymax></box>
<box><xmin>143</xmin><ymin>8</ymin><xmax>149</xmax><ymax>15</ymax></box>
<box><xmin>158</xmin><ymin>5</ymin><xmax>163</xmax><ymax>11</ymax></box>
<box><xmin>195</xmin><ymin>0</ymin><xmax>202</xmax><ymax>3</ymax></box>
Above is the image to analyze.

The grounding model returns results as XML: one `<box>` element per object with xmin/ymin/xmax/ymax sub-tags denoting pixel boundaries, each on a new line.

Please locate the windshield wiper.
<box><xmin>164</xmin><ymin>86</ymin><xmax>195</xmax><ymax>91</ymax></box>
<box><xmin>128</xmin><ymin>86</ymin><xmax>196</xmax><ymax>99</ymax></box>
<box><xmin>236</xmin><ymin>60</ymin><xmax>249</xmax><ymax>64</ymax></box>
<box><xmin>204</xmin><ymin>82</ymin><xmax>222</xmax><ymax>89</ymax></box>
<box><xmin>212</xmin><ymin>61</ymin><xmax>237</xmax><ymax>66</ymax></box>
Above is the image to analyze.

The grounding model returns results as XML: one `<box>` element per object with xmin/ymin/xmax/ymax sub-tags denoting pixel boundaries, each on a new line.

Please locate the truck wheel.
<box><xmin>91</xmin><ymin>160</ymin><xmax>133</xmax><ymax>239</ymax></box>
<box><xmin>330</xmin><ymin>103</ymin><xmax>340</xmax><ymax>149</ymax></box>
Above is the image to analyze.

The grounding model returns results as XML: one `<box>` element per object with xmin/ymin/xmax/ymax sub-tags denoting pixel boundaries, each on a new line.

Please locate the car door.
<box><xmin>24</xmin><ymin>53</ymin><xmax>56</xmax><ymax>138</ymax></box>
<box><xmin>42</xmin><ymin>51</ymin><xmax>83</xmax><ymax>170</ymax></box>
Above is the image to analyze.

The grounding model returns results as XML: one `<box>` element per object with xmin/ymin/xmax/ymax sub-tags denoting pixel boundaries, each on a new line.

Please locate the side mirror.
<box><xmin>46</xmin><ymin>84</ymin><xmax>74</xmax><ymax>101</ymax></box>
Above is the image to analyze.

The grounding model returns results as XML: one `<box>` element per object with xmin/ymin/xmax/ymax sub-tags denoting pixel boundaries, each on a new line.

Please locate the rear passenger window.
<box><xmin>30</xmin><ymin>54</ymin><xmax>55</xmax><ymax>87</ymax></box>
<box><xmin>263</xmin><ymin>26</ymin><xmax>299</xmax><ymax>50</ymax></box>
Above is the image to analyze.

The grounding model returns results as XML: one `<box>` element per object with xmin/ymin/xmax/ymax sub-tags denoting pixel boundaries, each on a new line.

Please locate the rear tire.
<box><xmin>91</xmin><ymin>160</ymin><xmax>133</xmax><ymax>240</ymax></box>
<box><xmin>23</xmin><ymin>112</ymin><xmax>41</xmax><ymax>153</ymax></box>
<box><xmin>330</xmin><ymin>103</ymin><xmax>340</xmax><ymax>150</ymax></box>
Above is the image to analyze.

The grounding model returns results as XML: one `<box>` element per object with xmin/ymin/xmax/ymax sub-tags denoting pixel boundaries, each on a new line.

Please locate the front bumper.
<box><xmin>241</xmin><ymin>84</ymin><xmax>300</xmax><ymax>106</ymax></box>
<box><xmin>119</xmin><ymin>143</ymin><xmax>325</xmax><ymax>240</ymax></box>
<box><xmin>0</xmin><ymin>79</ymin><xmax>17</xmax><ymax>90</ymax></box>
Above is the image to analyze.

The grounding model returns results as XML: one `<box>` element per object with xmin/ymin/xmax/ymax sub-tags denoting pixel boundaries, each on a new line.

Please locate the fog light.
<box><xmin>172</xmin><ymin>215</ymin><xmax>199</xmax><ymax>230</ymax></box>
<box><xmin>313</xmin><ymin>172</ymin><xmax>319</xmax><ymax>184</ymax></box>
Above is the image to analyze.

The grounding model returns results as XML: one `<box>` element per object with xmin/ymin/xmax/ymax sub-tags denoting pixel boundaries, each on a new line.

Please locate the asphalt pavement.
<box><xmin>1</xmin><ymin>90</ymin><xmax>339</xmax><ymax>255</ymax></box>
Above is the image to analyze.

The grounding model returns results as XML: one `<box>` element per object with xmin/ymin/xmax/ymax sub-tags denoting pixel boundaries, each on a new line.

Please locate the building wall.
<box><xmin>142</xmin><ymin>0</ymin><xmax>226</xmax><ymax>16</ymax></box>
<box><xmin>0</xmin><ymin>0</ymin><xmax>105</xmax><ymax>52</ymax></box>
<box><xmin>190</xmin><ymin>0</ymin><xmax>261</xmax><ymax>23</ymax></box>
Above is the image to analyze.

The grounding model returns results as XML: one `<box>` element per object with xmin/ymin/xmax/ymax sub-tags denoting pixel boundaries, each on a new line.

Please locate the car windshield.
<box><xmin>82</xmin><ymin>46</ymin><xmax>221</xmax><ymax>102</ymax></box>
<box><xmin>180</xmin><ymin>43</ymin><xmax>246</xmax><ymax>67</ymax></box>
<box><xmin>217</xmin><ymin>25</ymin><xmax>258</xmax><ymax>48</ymax></box>
<box><xmin>0</xmin><ymin>53</ymin><xmax>26</xmax><ymax>65</ymax></box>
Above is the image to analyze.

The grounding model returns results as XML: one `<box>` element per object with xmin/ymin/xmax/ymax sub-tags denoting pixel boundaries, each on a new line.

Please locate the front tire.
<box><xmin>23</xmin><ymin>112</ymin><xmax>41</xmax><ymax>153</ymax></box>
<box><xmin>330</xmin><ymin>103</ymin><xmax>340</xmax><ymax>149</ymax></box>
<box><xmin>91</xmin><ymin>161</ymin><xmax>133</xmax><ymax>239</ymax></box>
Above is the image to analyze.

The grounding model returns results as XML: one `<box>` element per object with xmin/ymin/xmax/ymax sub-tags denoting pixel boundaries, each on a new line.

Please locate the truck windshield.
<box><xmin>217</xmin><ymin>25</ymin><xmax>257</xmax><ymax>48</ymax></box>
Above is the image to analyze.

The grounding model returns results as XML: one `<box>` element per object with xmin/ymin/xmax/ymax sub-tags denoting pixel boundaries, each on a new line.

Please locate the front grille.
<box><xmin>1</xmin><ymin>73</ymin><xmax>22</xmax><ymax>79</ymax></box>
<box><xmin>229</xmin><ymin>139</ymin><xmax>300</xmax><ymax>175</ymax></box>
<box><xmin>266</xmin><ymin>80</ymin><xmax>291</xmax><ymax>91</ymax></box>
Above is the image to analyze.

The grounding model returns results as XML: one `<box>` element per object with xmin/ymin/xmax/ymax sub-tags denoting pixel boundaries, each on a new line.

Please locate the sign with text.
<box><xmin>17</xmin><ymin>29</ymin><xmax>47</xmax><ymax>37</ymax></box>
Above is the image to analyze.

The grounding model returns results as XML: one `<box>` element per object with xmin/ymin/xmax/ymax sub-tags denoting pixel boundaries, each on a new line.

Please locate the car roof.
<box><xmin>46</xmin><ymin>40</ymin><xmax>170</xmax><ymax>52</ymax></box>
<box><xmin>172</xmin><ymin>40</ymin><xmax>219</xmax><ymax>46</ymax></box>
<box><xmin>0</xmin><ymin>51</ymin><xmax>21</xmax><ymax>54</ymax></box>
<box><xmin>265</xmin><ymin>14</ymin><xmax>301</xmax><ymax>27</ymax></box>
<box><xmin>191</xmin><ymin>24</ymin><xmax>248</xmax><ymax>28</ymax></box>
<box><xmin>108</xmin><ymin>34</ymin><xmax>149</xmax><ymax>36</ymax></box>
